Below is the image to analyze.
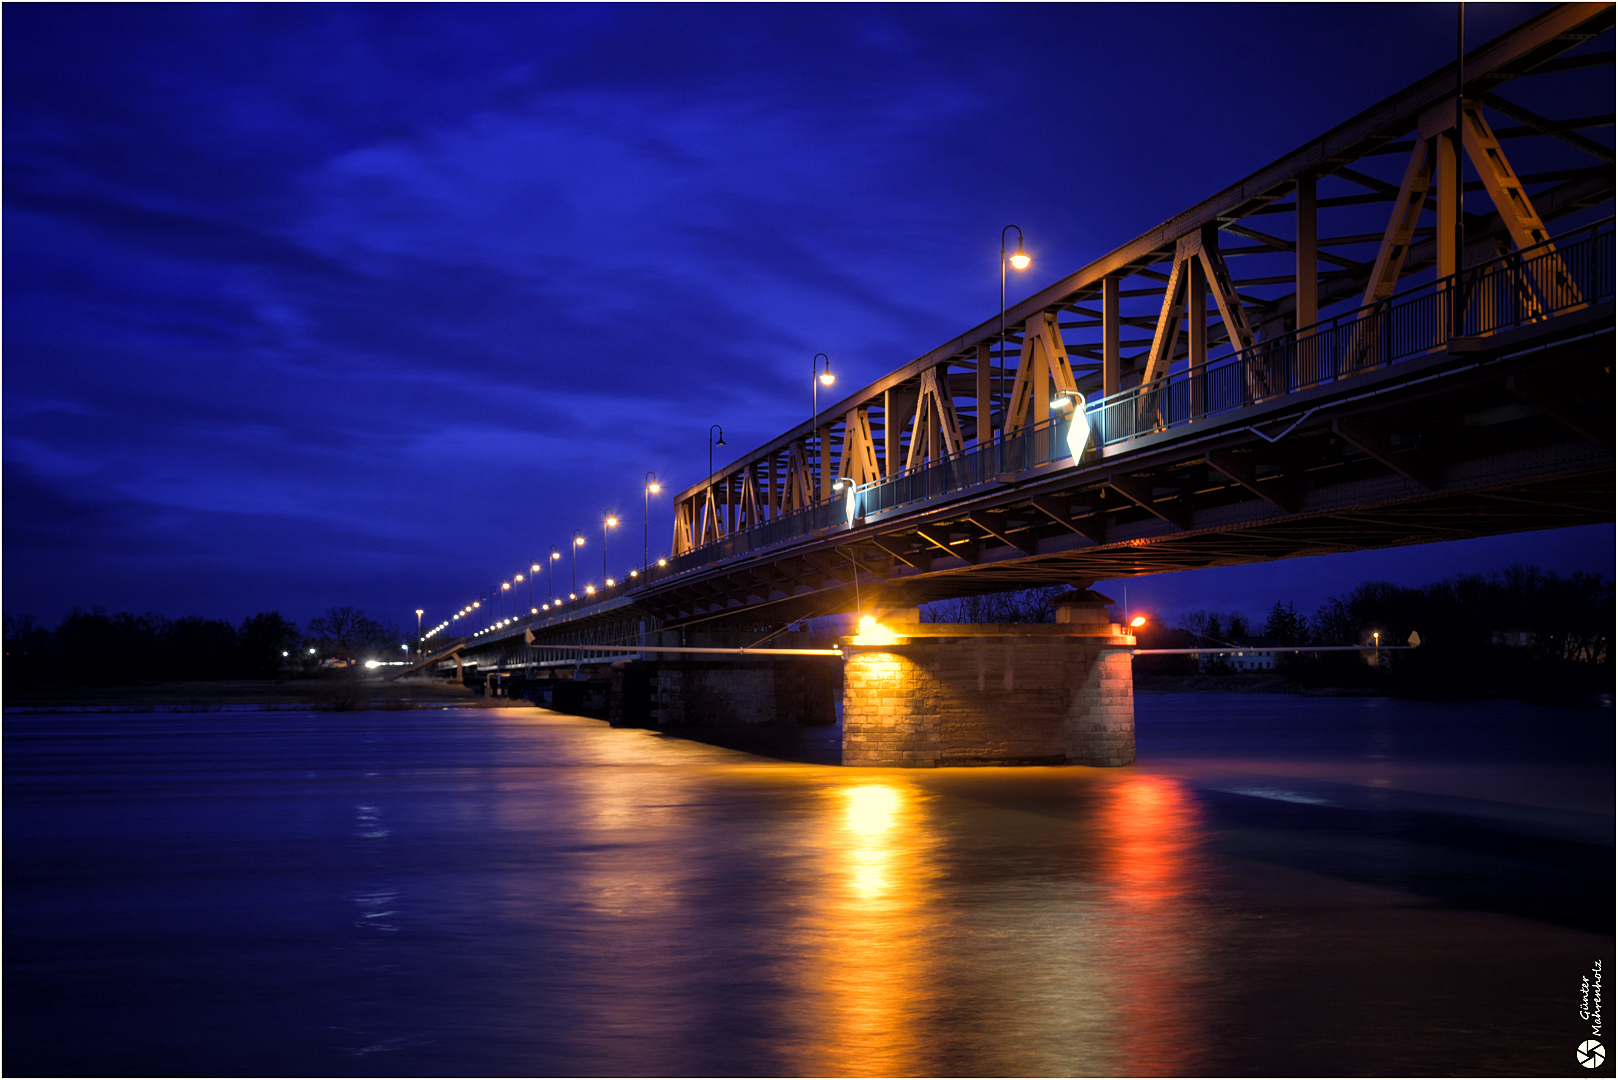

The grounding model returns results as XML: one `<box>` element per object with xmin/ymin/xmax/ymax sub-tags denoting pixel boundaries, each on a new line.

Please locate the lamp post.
<box><xmin>708</xmin><ymin>424</ymin><xmax>725</xmax><ymax>481</ymax></box>
<box><xmin>603</xmin><ymin>510</ymin><xmax>617</xmax><ymax>584</ymax></box>
<box><xmin>999</xmin><ymin>225</ymin><xmax>1031</xmax><ymax>435</ymax></box>
<box><xmin>812</xmin><ymin>353</ymin><xmax>834</xmax><ymax>501</ymax></box>
<box><xmin>501</xmin><ymin>581</ymin><xmax>511</xmax><ymax>623</ymax></box>
<box><xmin>529</xmin><ymin>564</ymin><xmax>539</xmax><ymax>613</ymax></box>
<box><xmin>550</xmin><ymin>547</ymin><xmax>561</xmax><ymax>605</ymax></box>
<box><xmin>707</xmin><ymin>425</ymin><xmax>725</xmax><ymax>539</ymax></box>
<box><xmin>571</xmin><ymin>530</ymin><xmax>587</xmax><ymax>598</ymax></box>
<box><xmin>415</xmin><ymin>608</ymin><xmax>424</xmax><ymax>654</ymax></box>
<box><xmin>643</xmin><ymin>472</ymin><xmax>660</xmax><ymax>571</ymax></box>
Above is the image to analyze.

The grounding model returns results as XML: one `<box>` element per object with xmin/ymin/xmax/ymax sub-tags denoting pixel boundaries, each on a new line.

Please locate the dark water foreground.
<box><xmin>5</xmin><ymin>695</ymin><xmax>1612</xmax><ymax>1077</ymax></box>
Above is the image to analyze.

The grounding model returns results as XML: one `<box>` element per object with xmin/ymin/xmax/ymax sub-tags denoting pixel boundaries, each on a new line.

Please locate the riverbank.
<box><xmin>2</xmin><ymin>677</ymin><xmax>494</xmax><ymax>713</ymax></box>
<box><xmin>1134</xmin><ymin>672</ymin><xmax>1379</xmax><ymax>695</ymax></box>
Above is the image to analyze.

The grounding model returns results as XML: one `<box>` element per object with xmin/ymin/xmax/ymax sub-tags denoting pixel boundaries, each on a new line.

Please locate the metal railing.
<box><xmin>644</xmin><ymin>219</ymin><xmax>1612</xmax><ymax>584</ymax></box>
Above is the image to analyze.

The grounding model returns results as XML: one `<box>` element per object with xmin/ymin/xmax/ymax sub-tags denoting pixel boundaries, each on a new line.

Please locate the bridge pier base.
<box><xmin>841</xmin><ymin>592</ymin><xmax>1135</xmax><ymax>767</ymax></box>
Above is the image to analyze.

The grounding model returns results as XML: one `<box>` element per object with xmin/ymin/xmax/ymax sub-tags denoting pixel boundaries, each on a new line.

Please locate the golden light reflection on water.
<box><xmin>786</xmin><ymin>777</ymin><xmax>940</xmax><ymax>1076</ymax></box>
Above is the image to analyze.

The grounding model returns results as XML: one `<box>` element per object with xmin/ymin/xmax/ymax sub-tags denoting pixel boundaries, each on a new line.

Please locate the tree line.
<box><xmin>1142</xmin><ymin>565</ymin><xmax>1611</xmax><ymax>701</ymax></box>
<box><xmin>3</xmin><ymin>606</ymin><xmax>404</xmax><ymax>687</ymax></box>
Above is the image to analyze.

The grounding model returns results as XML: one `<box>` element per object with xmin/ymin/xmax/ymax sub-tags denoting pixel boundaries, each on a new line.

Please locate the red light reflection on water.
<box><xmin>1094</xmin><ymin>772</ymin><xmax>1210</xmax><ymax>1076</ymax></box>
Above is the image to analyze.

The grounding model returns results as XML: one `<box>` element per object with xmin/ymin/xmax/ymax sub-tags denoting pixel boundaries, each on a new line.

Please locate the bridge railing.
<box><xmin>644</xmin><ymin>219</ymin><xmax>1611</xmax><ymax>583</ymax></box>
<box><xmin>1094</xmin><ymin>219</ymin><xmax>1612</xmax><ymax>442</ymax></box>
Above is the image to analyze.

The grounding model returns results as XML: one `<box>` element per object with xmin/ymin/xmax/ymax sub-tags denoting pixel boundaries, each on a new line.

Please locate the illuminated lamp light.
<box><xmin>531</xmin><ymin>607</ymin><xmax>538</xmax><ymax>614</ymax></box>
<box><xmin>819</xmin><ymin>370</ymin><xmax>835</xmax><ymax>387</ymax></box>
<box><xmin>568</xmin><ymin>593</ymin><xmax>576</xmax><ymax>600</ymax></box>
<box><xmin>542</xmin><ymin>604</ymin><xmax>550</xmax><ymax>611</ymax></box>
<box><xmin>1009</xmin><ymin>238</ymin><xmax>1031</xmax><ymax>271</ymax></box>
<box><xmin>606</xmin><ymin>577</ymin><xmax>616</xmax><ymax>587</ymax></box>
<box><xmin>585</xmin><ymin>585</ymin><xmax>596</xmax><ymax>595</ymax></box>
<box><xmin>851</xmin><ymin>614</ymin><xmax>901</xmax><ymax>646</ymax></box>
<box><xmin>1130</xmin><ymin>616</ymin><xmax>1147</xmax><ymax>628</ymax></box>
<box><xmin>1063</xmin><ymin>392</ymin><xmax>1092</xmax><ymax>460</ymax></box>
<box><xmin>630</xmin><ymin>569</ymin><xmax>639</xmax><ymax>578</ymax></box>
<box><xmin>605</xmin><ymin>516</ymin><xmax>618</xmax><ymax>528</ymax></box>
<box><xmin>657</xmin><ymin>558</ymin><xmax>667</xmax><ymax>567</ymax></box>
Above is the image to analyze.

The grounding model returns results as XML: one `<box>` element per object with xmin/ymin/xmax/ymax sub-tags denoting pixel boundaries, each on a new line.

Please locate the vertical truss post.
<box><xmin>1295</xmin><ymin>174</ymin><xmax>1318</xmax><ymax>328</ymax></box>
<box><xmin>1102</xmin><ymin>276</ymin><xmax>1121</xmax><ymax>398</ymax></box>
<box><xmin>1188</xmin><ymin>254</ymin><xmax>1207</xmax><ymax>418</ymax></box>
<box><xmin>1296</xmin><ymin>172</ymin><xmax>1318</xmax><ymax>391</ymax></box>
<box><xmin>975</xmin><ymin>341</ymin><xmax>992</xmax><ymax>445</ymax></box>
<box><xmin>818</xmin><ymin>424</ymin><xmax>832</xmax><ymax>502</ymax></box>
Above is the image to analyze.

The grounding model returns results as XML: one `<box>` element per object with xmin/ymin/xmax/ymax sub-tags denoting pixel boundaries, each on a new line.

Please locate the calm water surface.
<box><xmin>5</xmin><ymin>695</ymin><xmax>1613</xmax><ymax>1077</ymax></box>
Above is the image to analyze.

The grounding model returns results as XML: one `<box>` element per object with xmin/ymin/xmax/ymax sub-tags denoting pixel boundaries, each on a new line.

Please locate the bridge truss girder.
<box><xmin>667</xmin><ymin>2</ymin><xmax>1613</xmax><ymax>557</ymax></box>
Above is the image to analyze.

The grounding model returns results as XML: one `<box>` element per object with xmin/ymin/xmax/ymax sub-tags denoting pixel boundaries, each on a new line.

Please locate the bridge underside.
<box><xmin>640</xmin><ymin>311</ymin><xmax>1610</xmax><ymax>628</ymax></box>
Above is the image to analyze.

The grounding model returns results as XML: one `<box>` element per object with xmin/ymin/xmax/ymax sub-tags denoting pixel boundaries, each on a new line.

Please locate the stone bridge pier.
<box><xmin>840</xmin><ymin>590</ymin><xmax>1135</xmax><ymax>767</ymax></box>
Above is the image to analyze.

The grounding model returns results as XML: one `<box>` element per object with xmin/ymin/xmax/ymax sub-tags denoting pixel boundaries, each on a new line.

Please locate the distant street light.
<box><xmin>549</xmin><ymin>548</ymin><xmax>561</xmax><ymax>608</ymax></box>
<box><xmin>999</xmin><ymin>224</ymin><xmax>1031</xmax><ymax>436</ymax></box>
<box><xmin>644</xmin><ymin>471</ymin><xmax>660</xmax><ymax>571</ymax></box>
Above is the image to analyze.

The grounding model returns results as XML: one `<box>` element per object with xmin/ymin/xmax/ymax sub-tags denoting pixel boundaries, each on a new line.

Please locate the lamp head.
<box><xmin>606</xmin><ymin>515</ymin><xmax>618</xmax><ymax>528</ymax></box>
<box><xmin>1130</xmin><ymin>616</ymin><xmax>1147</xmax><ymax>628</ymax></box>
<box><xmin>648</xmin><ymin>481</ymin><xmax>661</xmax><ymax>494</ymax></box>
<box><xmin>819</xmin><ymin>371</ymin><xmax>835</xmax><ymax>386</ymax></box>
<box><xmin>1009</xmin><ymin>237</ymin><xmax>1031</xmax><ymax>271</ymax></box>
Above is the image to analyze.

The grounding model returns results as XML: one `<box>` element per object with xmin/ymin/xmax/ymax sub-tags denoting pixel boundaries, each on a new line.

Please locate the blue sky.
<box><xmin>4</xmin><ymin>2</ymin><xmax>1608</xmax><ymax>632</ymax></box>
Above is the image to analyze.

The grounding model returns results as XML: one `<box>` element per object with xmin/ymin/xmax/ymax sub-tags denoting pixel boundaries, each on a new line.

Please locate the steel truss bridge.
<box><xmin>429</xmin><ymin>3</ymin><xmax>1614</xmax><ymax>668</ymax></box>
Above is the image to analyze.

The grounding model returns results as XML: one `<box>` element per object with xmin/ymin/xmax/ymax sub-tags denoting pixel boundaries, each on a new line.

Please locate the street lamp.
<box><xmin>707</xmin><ymin>425</ymin><xmax>725</xmax><ymax>539</ymax></box>
<box><xmin>550</xmin><ymin>547</ymin><xmax>561</xmax><ymax>606</ymax></box>
<box><xmin>999</xmin><ymin>225</ymin><xmax>1031</xmax><ymax>436</ymax></box>
<box><xmin>813</xmin><ymin>353</ymin><xmax>834</xmax><ymax>500</ymax></box>
<box><xmin>529</xmin><ymin>563</ymin><xmax>539</xmax><ymax>613</ymax></box>
<box><xmin>644</xmin><ymin>472</ymin><xmax>660</xmax><ymax>571</ymax></box>
<box><xmin>603</xmin><ymin>510</ymin><xmax>618</xmax><ymax>584</ymax></box>
<box><xmin>708</xmin><ymin>424</ymin><xmax>725</xmax><ymax>480</ymax></box>
<box><xmin>572</xmin><ymin>530</ymin><xmax>585</xmax><ymax>596</ymax></box>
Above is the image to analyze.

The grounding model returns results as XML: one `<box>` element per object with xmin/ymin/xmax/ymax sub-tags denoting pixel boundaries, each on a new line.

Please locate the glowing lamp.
<box><xmin>819</xmin><ymin>371</ymin><xmax>835</xmax><ymax>386</ymax></box>
<box><xmin>1009</xmin><ymin>239</ymin><xmax>1031</xmax><ymax>271</ymax></box>
<box><xmin>1064</xmin><ymin>391</ymin><xmax>1091</xmax><ymax>460</ymax></box>
<box><xmin>658</xmin><ymin>558</ymin><xmax>667</xmax><ymax>567</ymax></box>
<box><xmin>851</xmin><ymin>614</ymin><xmax>901</xmax><ymax>646</ymax></box>
<box><xmin>1130</xmin><ymin>616</ymin><xmax>1147</xmax><ymax>628</ymax></box>
<box><xmin>648</xmin><ymin>481</ymin><xmax>661</xmax><ymax>494</ymax></box>
<box><xmin>606</xmin><ymin>578</ymin><xmax>615</xmax><ymax>587</ymax></box>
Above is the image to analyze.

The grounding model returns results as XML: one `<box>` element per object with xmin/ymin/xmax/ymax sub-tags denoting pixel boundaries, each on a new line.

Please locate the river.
<box><xmin>5</xmin><ymin>694</ymin><xmax>1612</xmax><ymax>1077</ymax></box>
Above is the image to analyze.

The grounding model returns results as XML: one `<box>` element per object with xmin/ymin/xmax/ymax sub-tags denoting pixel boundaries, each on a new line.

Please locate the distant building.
<box><xmin>1196</xmin><ymin>634</ymin><xmax>1279</xmax><ymax>672</ymax></box>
